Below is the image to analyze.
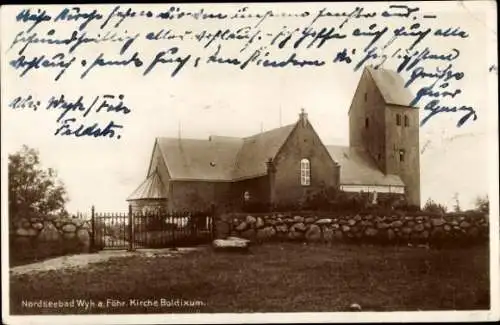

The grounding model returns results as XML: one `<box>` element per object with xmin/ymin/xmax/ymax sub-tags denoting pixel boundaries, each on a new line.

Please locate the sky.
<box><xmin>1</xmin><ymin>2</ymin><xmax>498</xmax><ymax>214</ymax></box>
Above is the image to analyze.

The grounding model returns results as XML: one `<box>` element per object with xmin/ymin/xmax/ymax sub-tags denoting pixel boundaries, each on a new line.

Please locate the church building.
<box><xmin>127</xmin><ymin>67</ymin><xmax>420</xmax><ymax>212</ymax></box>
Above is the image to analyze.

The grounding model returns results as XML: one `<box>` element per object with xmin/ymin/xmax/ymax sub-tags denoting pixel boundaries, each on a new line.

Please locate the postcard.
<box><xmin>1</xmin><ymin>2</ymin><xmax>498</xmax><ymax>324</ymax></box>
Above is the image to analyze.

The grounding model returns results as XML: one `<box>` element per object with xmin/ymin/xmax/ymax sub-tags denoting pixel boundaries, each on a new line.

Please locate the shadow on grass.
<box><xmin>9</xmin><ymin>242</ymin><xmax>489</xmax><ymax>314</ymax></box>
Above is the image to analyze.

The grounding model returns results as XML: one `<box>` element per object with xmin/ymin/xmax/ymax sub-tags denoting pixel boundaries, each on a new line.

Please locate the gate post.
<box><xmin>211</xmin><ymin>204</ymin><xmax>216</xmax><ymax>240</ymax></box>
<box><xmin>128</xmin><ymin>204</ymin><xmax>135</xmax><ymax>251</ymax></box>
<box><xmin>90</xmin><ymin>205</ymin><xmax>96</xmax><ymax>252</ymax></box>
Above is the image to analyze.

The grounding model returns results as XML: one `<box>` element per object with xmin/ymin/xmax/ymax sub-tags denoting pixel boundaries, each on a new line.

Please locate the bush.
<box><xmin>423</xmin><ymin>198</ymin><xmax>447</xmax><ymax>215</ymax></box>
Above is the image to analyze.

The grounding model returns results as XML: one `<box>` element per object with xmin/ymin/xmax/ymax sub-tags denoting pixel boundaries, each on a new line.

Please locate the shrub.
<box><xmin>423</xmin><ymin>198</ymin><xmax>447</xmax><ymax>215</ymax></box>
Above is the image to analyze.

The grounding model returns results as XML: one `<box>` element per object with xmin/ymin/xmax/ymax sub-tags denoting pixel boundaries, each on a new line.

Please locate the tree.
<box><xmin>452</xmin><ymin>192</ymin><xmax>461</xmax><ymax>212</ymax></box>
<box><xmin>423</xmin><ymin>198</ymin><xmax>447</xmax><ymax>215</ymax></box>
<box><xmin>474</xmin><ymin>195</ymin><xmax>489</xmax><ymax>214</ymax></box>
<box><xmin>8</xmin><ymin>145</ymin><xmax>68</xmax><ymax>225</ymax></box>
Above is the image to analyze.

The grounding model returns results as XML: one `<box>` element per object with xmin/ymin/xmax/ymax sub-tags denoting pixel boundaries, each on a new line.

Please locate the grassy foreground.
<box><xmin>10</xmin><ymin>243</ymin><xmax>489</xmax><ymax>314</ymax></box>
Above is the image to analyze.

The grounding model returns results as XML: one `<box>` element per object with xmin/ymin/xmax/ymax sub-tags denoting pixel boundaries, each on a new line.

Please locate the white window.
<box><xmin>300</xmin><ymin>158</ymin><xmax>310</xmax><ymax>186</ymax></box>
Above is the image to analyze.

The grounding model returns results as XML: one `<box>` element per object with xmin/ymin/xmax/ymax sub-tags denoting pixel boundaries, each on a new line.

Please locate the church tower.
<box><xmin>348</xmin><ymin>67</ymin><xmax>420</xmax><ymax>207</ymax></box>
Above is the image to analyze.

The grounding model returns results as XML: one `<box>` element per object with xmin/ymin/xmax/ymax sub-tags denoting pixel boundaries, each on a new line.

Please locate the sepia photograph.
<box><xmin>1</xmin><ymin>1</ymin><xmax>498</xmax><ymax>324</ymax></box>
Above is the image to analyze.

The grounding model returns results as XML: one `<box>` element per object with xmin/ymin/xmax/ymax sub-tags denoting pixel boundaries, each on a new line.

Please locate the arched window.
<box><xmin>300</xmin><ymin>158</ymin><xmax>310</xmax><ymax>186</ymax></box>
<box><xmin>396</xmin><ymin>114</ymin><xmax>402</xmax><ymax>126</ymax></box>
<box><xmin>399</xmin><ymin>149</ymin><xmax>405</xmax><ymax>162</ymax></box>
<box><xmin>404</xmin><ymin>115</ymin><xmax>409</xmax><ymax>127</ymax></box>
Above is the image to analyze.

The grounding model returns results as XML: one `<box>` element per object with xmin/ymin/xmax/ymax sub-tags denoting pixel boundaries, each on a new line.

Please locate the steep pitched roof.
<box><xmin>366</xmin><ymin>66</ymin><xmax>416</xmax><ymax>107</ymax></box>
<box><xmin>327</xmin><ymin>145</ymin><xmax>404</xmax><ymax>187</ymax></box>
<box><xmin>233</xmin><ymin>124</ymin><xmax>295</xmax><ymax>179</ymax></box>
<box><xmin>154</xmin><ymin>124</ymin><xmax>296</xmax><ymax>181</ymax></box>
<box><xmin>156</xmin><ymin>136</ymin><xmax>243</xmax><ymax>181</ymax></box>
<box><xmin>127</xmin><ymin>170</ymin><xmax>168</xmax><ymax>201</ymax></box>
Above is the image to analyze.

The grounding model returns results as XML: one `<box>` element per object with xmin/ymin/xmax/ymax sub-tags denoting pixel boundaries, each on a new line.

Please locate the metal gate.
<box><xmin>91</xmin><ymin>206</ymin><xmax>215</xmax><ymax>251</ymax></box>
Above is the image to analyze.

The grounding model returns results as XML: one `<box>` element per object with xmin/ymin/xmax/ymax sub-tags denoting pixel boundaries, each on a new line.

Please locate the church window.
<box><xmin>365</xmin><ymin>117</ymin><xmax>369</xmax><ymax>128</ymax></box>
<box><xmin>364</xmin><ymin>92</ymin><xmax>367</xmax><ymax>102</ymax></box>
<box><xmin>399</xmin><ymin>149</ymin><xmax>405</xmax><ymax>162</ymax></box>
<box><xmin>404</xmin><ymin>115</ymin><xmax>409</xmax><ymax>127</ymax></box>
<box><xmin>396</xmin><ymin>114</ymin><xmax>402</xmax><ymax>126</ymax></box>
<box><xmin>300</xmin><ymin>158</ymin><xmax>310</xmax><ymax>186</ymax></box>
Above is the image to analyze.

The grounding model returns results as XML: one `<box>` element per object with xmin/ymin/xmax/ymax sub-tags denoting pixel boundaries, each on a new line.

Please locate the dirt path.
<box><xmin>10</xmin><ymin>248</ymin><xmax>200</xmax><ymax>276</ymax></box>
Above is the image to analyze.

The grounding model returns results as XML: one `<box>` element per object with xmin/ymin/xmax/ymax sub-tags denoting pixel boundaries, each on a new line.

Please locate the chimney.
<box><xmin>299</xmin><ymin>108</ymin><xmax>308</xmax><ymax>126</ymax></box>
<box><xmin>266</xmin><ymin>157</ymin><xmax>276</xmax><ymax>174</ymax></box>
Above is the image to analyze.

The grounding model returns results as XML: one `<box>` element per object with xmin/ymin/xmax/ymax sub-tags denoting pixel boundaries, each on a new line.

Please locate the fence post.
<box><xmin>211</xmin><ymin>204</ymin><xmax>216</xmax><ymax>240</ymax></box>
<box><xmin>90</xmin><ymin>205</ymin><xmax>96</xmax><ymax>252</ymax></box>
<box><xmin>128</xmin><ymin>204</ymin><xmax>135</xmax><ymax>251</ymax></box>
<box><xmin>171</xmin><ymin>211</ymin><xmax>177</xmax><ymax>250</ymax></box>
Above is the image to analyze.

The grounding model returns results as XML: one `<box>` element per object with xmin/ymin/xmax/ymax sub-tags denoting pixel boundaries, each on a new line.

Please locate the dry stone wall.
<box><xmin>216</xmin><ymin>212</ymin><xmax>489</xmax><ymax>246</ymax></box>
<box><xmin>10</xmin><ymin>215</ymin><xmax>92</xmax><ymax>265</ymax></box>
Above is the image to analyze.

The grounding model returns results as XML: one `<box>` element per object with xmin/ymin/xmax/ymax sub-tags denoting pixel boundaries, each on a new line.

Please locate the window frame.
<box><xmin>396</xmin><ymin>114</ymin><xmax>401</xmax><ymax>126</ymax></box>
<box><xmin>300</xmin><ymin>158</ymin><xmax>311</xmax><ymax>186</ymax></box>
<box><xmin>404</xmin><ymin>115</ymin><xmax>409</xmax><ymax>127</ymax></box>
<box><xmin>399</xmin><ymin>149</ymin><xmax>405</xmax><ymax>162</ymax></box>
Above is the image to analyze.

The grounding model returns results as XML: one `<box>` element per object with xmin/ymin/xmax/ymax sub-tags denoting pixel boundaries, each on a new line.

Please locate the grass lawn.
<box><xmin>10</xmin><ymin>243</ymin><xmax>489</xmax><ymax>314</ymax></box>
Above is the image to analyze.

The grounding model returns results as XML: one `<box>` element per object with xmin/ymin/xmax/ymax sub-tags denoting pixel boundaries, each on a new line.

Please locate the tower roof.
<box><xmin>365</xmin><ymin>66</ymin><xmax>417</xmax><ymax>108</ymax></box>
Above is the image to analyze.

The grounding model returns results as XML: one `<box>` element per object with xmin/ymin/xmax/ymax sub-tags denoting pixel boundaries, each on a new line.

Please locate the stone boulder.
<box><xmin>365</xmin><ymin>228</ymin><xmax>378</xmax><ymax>237</ymax></box>
<box><xmin>316</xmin><ymin>218</ymin><xmax>332</xmax><ymax>225</ymax></box>
<box><xmin>32</xmin><ymin>222</ymin><xmax>44</xmax><ymax>230</ymax></box>
<box><xmin>38</xmin><ymin>222</ymin><xmax>60</xmax><ymax>241</ymax></box>
<box><xmin>349</xmin><ymin>303</ymin><xmax>362</xmax><ymax>311</ymax></box>
<box><xmin>334</xmin><ymin>230</ymin><xmax>343</xmax><ymax>240</ymax></box>
<box><xmin>235</xmin><ymin>221</ymin><xmax>248</xmax><ymax>231</ymax></box>
<box><xmin>16</xmin><ymin>228</ymin><xmax>38</xmax><ymax>237</ymax></box>
<box><xmin>305</xmin><ymin>224</ymin><xmax>321</xmax><ymax>242</ymax></box>
<box><xmin>460</xmin><ymin>221</ymin><xmax>471</xmax><ymax>228</ymax></box>
<box><xmin>257</xmin><ymin>227</ymin><xmax>276</xmax><ymax>240</ymax></box>
<box><xmin>431</xmin><ymin>218</ymin><xmax>445</xmax><ymax>227</ymax></box>
<box><xmin>391</xmin><ymin>220</ymin><xmax>403</xmax><ymax>228</ymax></box>
<box><xmin>76</xmin><ymin>229</ymin><xmax>90</xmax><ymax>245</ymax></box>
<box><xmin>245</xmin><ymin>215</ymin><xmax>257</xmax><ymax>225</ymax></box>
<box><xmin>276</xmin><ymin>224</ymin><xmax>288</xmax><ymax>233</ymax></box>
<box><xmin>293</xmin><ymin>215</ymin><xmax>304</xmax><ymax>223</ymax></box>
<box><xmin>62</xmin><ymin>223</ymin><xmax>77</xmax><ymax>233</ymax></box>
<box><xmin>288</xmin><ymin>230</ymin><xmax>303</xmax><ymax>240</ymax></box>
<box><xmin>414</xmin><ymin>223</ymin><xmax>425</xmax><ymax>232</ymax></box>
<box><xmin>241</xmin><ymin>229</ymin><xmax>256</xmax><ymax>240</ymax></box>
<box><xmin>377</xmin><ymin>222</ymin><xmax>389</xmax><ymax>229</ymax></box>
<box><xmin>213</xmin><ymin>237</ymin><xmax>250</xmax><ymax>252</ymax></box>
<box><xmin>255</xmin><ymin>217</ymin><xmax>265</xmax><ymax>229</ymax></box>
<box><xmin>323</xmin><ymin>227</ymin><xmax>334</xmax><ymax>242</ymax></box>
<box><xmin>387</xmin><ymin>229</ymin><xmax>396</xmax><ymax>241</ymax></box>
<box><xmin>305</xmin><ymin>217</ymin><xmax>316</xmax><ymax>224</ymax></box>
<box><xmin>289</xmin><ymin>223</ymin><xmax>306</xmax><ymax>234</ymax></box>
<box><xmin>63</xmin><ymin>232</ymin><xmax>76</xmax><ymax>240</ymax></box>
